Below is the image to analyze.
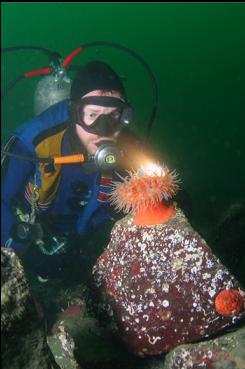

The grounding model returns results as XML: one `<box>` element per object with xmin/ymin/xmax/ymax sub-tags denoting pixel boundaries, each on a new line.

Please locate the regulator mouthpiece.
<box><xmin>93</xmin><ymin>141</ymin><xmax>122</xmax><ymax>171</ymax></box>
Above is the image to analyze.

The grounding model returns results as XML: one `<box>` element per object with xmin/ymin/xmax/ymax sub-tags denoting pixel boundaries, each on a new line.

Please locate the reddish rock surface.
<box><xmin>51</xmin><ymin>304</ymin><xmax>83</xmax><ymax>335</ymax></box>
<box><xmin>92</xmin><ymin>209</ymin><xmax>245</xmax><ymax>356</ymax></box>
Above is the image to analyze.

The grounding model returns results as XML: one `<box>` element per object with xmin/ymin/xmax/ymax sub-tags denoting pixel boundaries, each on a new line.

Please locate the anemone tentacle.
<box><xmin>109</xmin><ymin>164</ymin><xmax>180</xmax><ymax>214</ymax></box>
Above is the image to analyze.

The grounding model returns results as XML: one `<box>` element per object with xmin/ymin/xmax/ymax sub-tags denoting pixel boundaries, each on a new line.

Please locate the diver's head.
<box><xmin>70</xmin><ymin>61</ymin><xmax>132</xmax><ymax>155</ymax></box>
<box><xmin>71</xmin><ymin>60</ymin><xmax>127</xmax><ymax>102</ymax></box>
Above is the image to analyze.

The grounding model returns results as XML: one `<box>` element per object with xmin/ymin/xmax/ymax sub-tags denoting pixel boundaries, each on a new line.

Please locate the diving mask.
<box><xmin>74</xmin><ymin>96</ymin><xmax>133</xmax><ymax>136</ymax></box>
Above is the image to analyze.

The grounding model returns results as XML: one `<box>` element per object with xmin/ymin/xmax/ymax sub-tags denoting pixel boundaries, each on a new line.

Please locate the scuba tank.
<box><xmin>34</xmin><ymin>74</ymin><xmax>71</xmax><ymax>116</ymax></box>
<box><xmin>33</xmin><ymin>51</ymin><xmax>72</xmax><ymax>115</ymax></box>
<box><xmin>1</xmin><ymin>42</ymin><xmax>158</xmax><ymax>137</ymax></box>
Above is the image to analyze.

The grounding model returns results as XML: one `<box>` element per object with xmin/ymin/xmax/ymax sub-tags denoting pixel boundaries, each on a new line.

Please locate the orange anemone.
<box><xmin>109</xmin><ymin>163</ymin><xmax>179</xmax><ymax>226</ymax></box>
<box><xmin>215</xmin><ymin>290</ymin><xmax>244</xmax><ymax>316</ymax></box>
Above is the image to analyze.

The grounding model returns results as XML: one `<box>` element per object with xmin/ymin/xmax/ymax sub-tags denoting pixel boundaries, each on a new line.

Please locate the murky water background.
<box><xmin>2</xmin><ymin>3</ymin><xmax>245</xmax><ymax>233</ymax></box>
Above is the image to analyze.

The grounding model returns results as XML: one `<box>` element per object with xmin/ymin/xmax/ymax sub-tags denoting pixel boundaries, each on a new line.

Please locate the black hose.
<box><xmin>1</xmin><ymin>149</ymin><xmax>53</xmax><ymax>164</ymax></box>
<box><xmin>1</xmin><ymin>46</ymin><xmax>61</xmax><ymax>102</ymax></box>
<box><xmin>2</xmin><ymin>42</ymin><xmax>158</xmax><ymax>140</ymax></box>
<box><xmin>1</xmin><ymin>46</ymin><xmax>56</xmax><ymax>56</ymax></box>
<box><xmin>1</xmin><ymin>75</ymin><xmax>25</xmax><ymax>101</ymax></box>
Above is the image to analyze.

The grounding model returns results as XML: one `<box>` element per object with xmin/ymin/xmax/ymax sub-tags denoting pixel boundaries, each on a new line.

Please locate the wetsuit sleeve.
<box><xmin>1</xmin><ymin>138</ymin><xmax>35</xmax><ymax>251</ymax></box>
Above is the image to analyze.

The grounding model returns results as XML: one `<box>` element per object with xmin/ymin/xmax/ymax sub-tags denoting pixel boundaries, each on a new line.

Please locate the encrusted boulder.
<box><xmin>92</xmin><ymin>209</ymin><xmax>245</xmax><ymax>356</ymax></box>
<box><xmin>162</xmin><ymin>325</ymin><xmax>245</xmax><ymax>369</ymax></box>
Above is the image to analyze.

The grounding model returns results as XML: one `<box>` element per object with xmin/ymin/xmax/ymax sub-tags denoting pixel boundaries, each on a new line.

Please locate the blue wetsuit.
<box><xmin>1</xmin><ymin>100</ymin><xmax>124</xmax><ymax>278</ymax></box>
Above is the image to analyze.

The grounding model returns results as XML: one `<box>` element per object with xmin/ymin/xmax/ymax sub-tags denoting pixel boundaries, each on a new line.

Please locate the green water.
<box><xmin>1</xmin><ymin>2</ymin><xmax>245</xmax><ymax>232</ymax></box>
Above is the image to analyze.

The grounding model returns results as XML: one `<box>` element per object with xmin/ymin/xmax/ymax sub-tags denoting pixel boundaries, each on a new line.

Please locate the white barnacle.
<box><xmin>146</xmin><ymin>288</ymin><xmax>156</xmax><ymax>294</ymax></box>
<box><xmin>142</xmin><ymin>232</ymin><xmax>153</xmax><ymax>242</ymax></box>
<box><xmin>137</xmin><ymin>304</ymin><xmax>143</xmax><ymax>313</ymax></box>
<box><xmin>202</xmin><ymin>273</ymin><xmax>211</xmax><ymax>280</ymax></box>
<box><xmin>225</xmin><ymin>281</ymin><xmax>233</xmax><ymax>290</ymax></box>
<box><xmin>215</xmin><ymin>270</ymin><xmax>225</xmax><ymax>280</ymax></box>
<box><xmin>143</xmin><ymin>314</ymin><xmax>149</xmax><ymax>321</ymax></box>
<box><xmin>171</xmin><ymin>257</ymin><xmax>183</xmax><ymax>269</ymax></box>
<box><xmin>139</xmin><ymin>243</ymin><xmax>147</xmax><ymax>252</ymax></box>
<box><xmin>162</xmin><ymin>300</ymin><xmax>169</xmax><ymax>307</ymax></box>
<box><xmin>208</xmin><ymin>289</ymin><xmax>216</xmax><ymax>298</ymax></box>
<box><xmin>149</xmin><ymin>251</ymin><xmax>155</xmax><ymax>259</ymax></box>
<box><xmin>127</xmin><ymin>305</ymin><xmax>135</xmax><ymax>315</ymax></box>
<box><xmin>191</xmin><ymin>266</ymin><xmax>198</xmax><ymax>274</ymax></box>
<box><xmin>149</xmin><ymin>301</ymin><xmax>155</xmax><ymax>307</ymax></box>
<box><xmin>207</xmin><ymin>260</ymin><xmax>214</xmax><ymax>268</ymax></box>
<box><xmin>162</xmin><ymin>283</ymin><xmax>170</xmax><ymax>293</ymax></box>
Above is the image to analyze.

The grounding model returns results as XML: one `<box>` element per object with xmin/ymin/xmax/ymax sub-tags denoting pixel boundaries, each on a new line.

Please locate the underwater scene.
<box><xmin>1</xmin><ymin>3</ymin><xmax>245</xmax><ymax>369</ymax></box>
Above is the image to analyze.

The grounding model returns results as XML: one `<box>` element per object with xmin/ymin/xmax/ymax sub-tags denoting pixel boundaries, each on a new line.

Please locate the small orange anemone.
<box><xmin>215</xmin><ymin>289</ymin><xmax>244</xmax><ymax>316</ymax></box>
<box><xmin>109</xmin><ymin>163</ymin><xmax>180</xmax><ymax>225</ymax></box>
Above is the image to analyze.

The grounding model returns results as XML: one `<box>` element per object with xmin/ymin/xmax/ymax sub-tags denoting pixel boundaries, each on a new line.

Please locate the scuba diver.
<box><xmin>1</xmin><ymin>43</ymin><xmax>191</xmax><ymax>282</ymax></box>
<box><xmin>1</xmin><ymin>58</ymin><xmax>156</xmax><ymax>281</ymax></box>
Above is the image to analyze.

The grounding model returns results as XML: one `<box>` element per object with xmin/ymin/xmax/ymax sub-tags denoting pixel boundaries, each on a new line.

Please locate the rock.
<box><xmin>47</xmin><ymin>288</ymin><xmax>149</xmax><ymax>369</ymax></box>
<box><xmin>162</xmin><ymin>325</ymin><xmax>245</xmax><ymax>369</ymax></box>
<box><xmin>47</xmin><ymin>322</ymin><xmax>80</xmax><ymax>369</ymax></box>
<box><xmin>92</xmin><ymin>209</ymin><xmax>245</xmax><ymax>356</ymax></box>
<box><xmin>1</xmin><ymin>247</ymin><xmax>56</xmax><ymax>369</ymax></box>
